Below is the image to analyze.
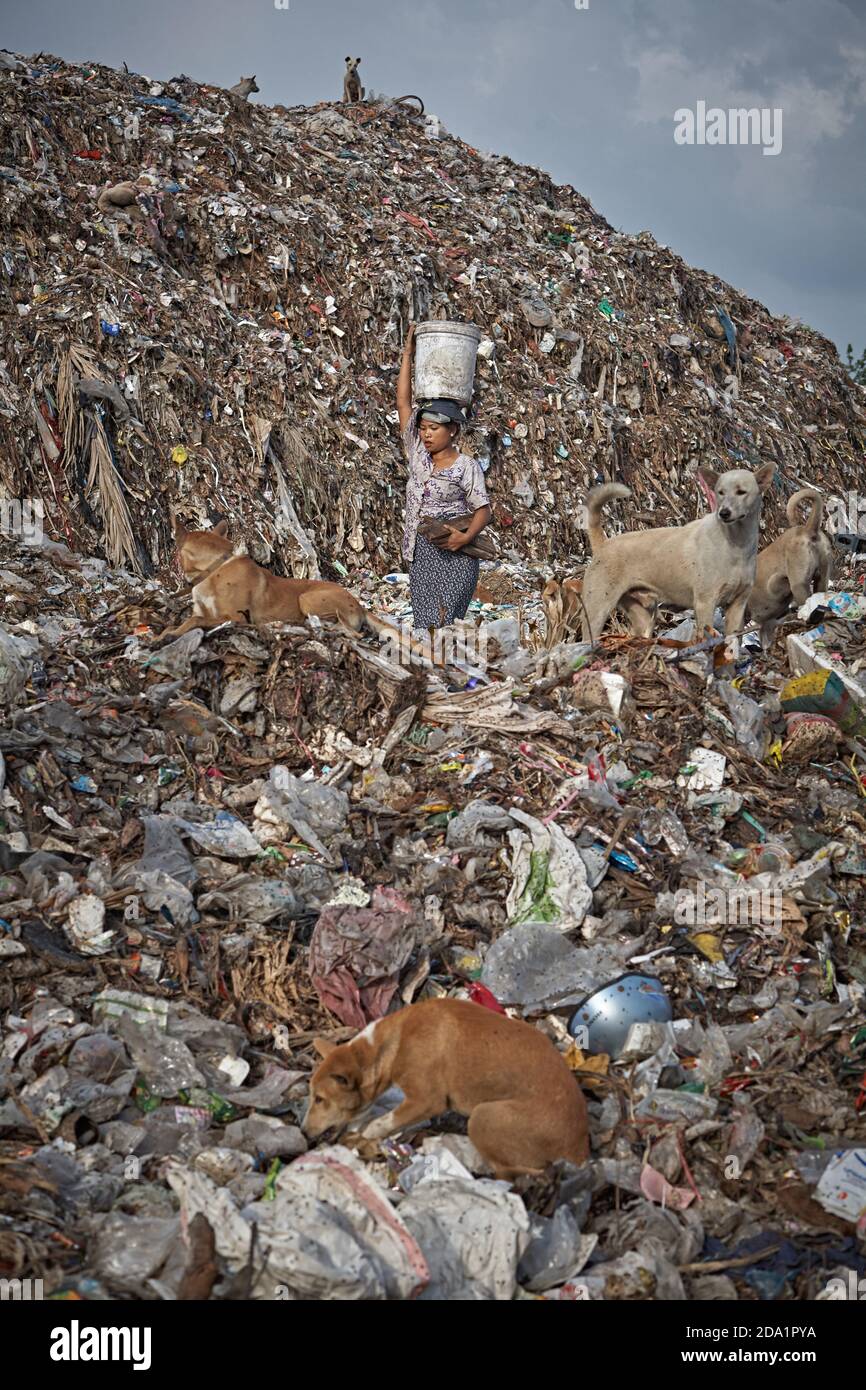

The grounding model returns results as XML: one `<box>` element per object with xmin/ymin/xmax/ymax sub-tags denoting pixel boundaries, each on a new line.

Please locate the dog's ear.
<box><xmin>313</xmin><ymin>1038</ymin><xmax>338</xmax><ymax>1059</ymax></box>
<box><xmin>696</xmin><ymin>468</ymin><xmax>718</xmax><ymax>509</ymax></box>
<box><xmin>345</xmin><ymin>55</ymin><xmax>351</xmax><ymax>63</ymax></box>
<box><xmin>755</xmin><ymin>463</ymin><xmax>775</xmax><ymax>493</ymax></box>
<box><xmin>356</xmin><ymin>57</ymin><xmax>361</xmax><ymax>65</ymax></box>
<box><xmin>213</xmin><ymin>520</ymin><xmax>229</xmax><ymax>537</ymax></box>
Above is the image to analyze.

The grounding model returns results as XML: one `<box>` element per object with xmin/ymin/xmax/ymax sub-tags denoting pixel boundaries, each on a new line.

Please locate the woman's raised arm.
<box><xmin>397</xmin><ymin>323</ymin><xmax>415</xmax><ymax>434</ymax></box>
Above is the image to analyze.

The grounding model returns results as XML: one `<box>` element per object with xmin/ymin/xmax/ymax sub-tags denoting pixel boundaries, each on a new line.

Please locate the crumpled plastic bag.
<box><xmin>445</xmin><ymin>799</ymin><xmax>514</xmax><ymax>849</ymax></box>
<box><xmin>713</xmin><ymin>680</ymin><xmax>767</xmax><ymax>760</ymax></box>
<box><xmin>505</xmin><ymin>807</ymin><xmax>591</xmax><ymax>932</ymax></box>
<box><xmin>723</xmin><ymin>1092</ymin><xmax>766</xmax><ymax>1171</ymax></box>
<box><xmin>133</xmin><ymin>815</ymin><xmax>198</xmax><ymax>886</ymax></box>
<box><xmin>159</xmin><ymin>803</ymin><xmax>263</xmax><ymax>858</ymax></box>
<box><xmin>481</xmin><ymin>922</ymin><xmax>635</xmax><ymax>1012</ymax></box>
<box><xmin>197</xmin><ymin>876</ymin><xmax>306</xmax><ymax>924</ymax></box>
<box><xmin>137</xmin><ymin>628</ymin><xmax>203</xmax><ymax>676</ymax></box>
<box><xmin>640</xmin><ymin>1164</ymin><xmax>697</xmax><ymax>1211</ymax></box>
<box><xmin>0</xmin><ymin>625</ymin><xmax>30</xmax><ymax>707</ymax></box>
<box><xmin>399</xmin><ymin>1176</ymin><xmax>531</xmax><ymax>1301</ymax></box>
<box><xmin>115</xmin><ymin>1014</ymin><xmax>204</xmax><ymax>1097</ymax></box>
<box><xmin>166</xmin><ymin>1148</ymin><xmax>429</xmax><ymax>1300</ymax></box>
<box><xmin>576</xmin><ymin>1245</ymin><xmax>686</xmax><ymax>1301</ymax></box>
<box><xmin>123</xmin><ymin>867</ymin><xmax>198</xmax><ymax>926</ymax></box>
<box><xmin>65</xmin><ymin>892</ymin><xmax>115</xmax><ymax>955</ymax></box>
<box><xmin>93</xmin><ymin>1214</ymin><xmax>183</xmax><ymax>1295</ymax></box>
<box><xmin>253</xmin><ymin>766</ymin><xmax>349</xmax><ymax>861</ymax></box>
<box><xmin>518</xmin><ymin>1206</ymin><xmax>596</xmax><ymax>1292</ymax></box>
<box><xmin>309</xmin><ymin>885</ymin><xmax>418</xmax><ymax>1027</ymax></box>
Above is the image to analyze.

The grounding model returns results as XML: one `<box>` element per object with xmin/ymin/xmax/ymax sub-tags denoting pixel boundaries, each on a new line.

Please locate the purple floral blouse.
<box><xmin>401</xmin><ymin>415</ymin><xmax>489</xmax><ymax>563</ymax></box>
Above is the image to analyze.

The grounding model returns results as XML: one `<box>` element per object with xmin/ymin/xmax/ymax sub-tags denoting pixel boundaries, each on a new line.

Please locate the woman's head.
<box><xmin>420</xmin><ymin>417</ymin><xmax>459</xmax><ymax>453</ymax></box>
<box><xmin>418</xmin><ymin>399</ymin><xmax>464</xmax><ymax>456</ymax></box>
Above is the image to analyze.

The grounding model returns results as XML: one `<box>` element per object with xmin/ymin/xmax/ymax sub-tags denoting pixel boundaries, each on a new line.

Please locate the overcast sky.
<box><xmin>5</xmin><ymin>0</ymin><xmax>865</xmax><ymax>361</ymax></box>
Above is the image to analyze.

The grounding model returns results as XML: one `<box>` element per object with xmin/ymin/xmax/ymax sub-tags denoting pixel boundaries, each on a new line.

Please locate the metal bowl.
<box><xmin>568</xmin><ymin>972</ymin><xmax>672</xmax><ymax>1058</ymax></box>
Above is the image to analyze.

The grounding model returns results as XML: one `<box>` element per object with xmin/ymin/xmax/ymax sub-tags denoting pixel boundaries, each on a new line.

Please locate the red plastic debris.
<box><xmin>467</xmin><ymin>982</ymin><xmax>506</xmax><ymax>1014</ymax></box>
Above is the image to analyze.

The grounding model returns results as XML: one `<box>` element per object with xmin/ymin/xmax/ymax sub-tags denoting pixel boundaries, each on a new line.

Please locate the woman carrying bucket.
<box><xmin>397</xmin><ymin>323</ymin><xmax>491</xmax><ymax>630</ymax></box>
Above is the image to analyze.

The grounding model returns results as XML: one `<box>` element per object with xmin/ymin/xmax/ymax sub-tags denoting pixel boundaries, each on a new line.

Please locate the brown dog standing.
<box><xmin>303</xmin><ymin>997</ymin><xmax>590</xmax><ymax>1182</ymax></box>
<box><xmin>163</xmin><ymin>521</ymin><xmax>372</xmax><ymax>638</ymax></box>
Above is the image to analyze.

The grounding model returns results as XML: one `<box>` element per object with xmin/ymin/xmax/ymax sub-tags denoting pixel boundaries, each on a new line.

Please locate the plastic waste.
<box><xmin>253</xmin><ymin>766</ymin><xmax>349</xmax><ymax>860</ymax></box>
<box><xmin>445</xmin><ymin>800</ymin><xmax>513</xmax><ymax>848</ymax></box>
<box><xmin>134</xmin><ymin>815</ymin><xmax>198</xmax><ymax>886</ymax></box>
<box><xmin>65</xmin><ymin>893</ymin><xmax>114</xmax><ymax>955</ymax></box>
<box><xmin>505</xmin><ymin>807</ymin><xmax>592</xmax><ymax>933</ymax></box>
<box><xmin>114</xmin><ymin>1015</ymin><xmax>204</xmax><ymax>1098</ymax></box>
<box><xmin>481</xmin><ymin>923</ymin><xmax>636</xmax><ymax>1012</ymax></box>
<box><xmin>518</xmin><ymin>1206</ymin><xmax>594</xmax><ymax>1292</ymax></box>
<box><xmin>639</xmin><ymin>808</ymin><xmax>690</xmax><ymax>856</ymax></box>
<box><xmin>167</xmin><ymin>1148</ymin><xmax>429</xmax><ymax>1300</ymax></box>
<box><xmin>635</xmin><ymin>1090</ymin><xmax>718</xmax><ymax>1123</ymax></box>
<box><xmin>723</xmin><ymin>1092</ymin><xmax>765</xmax><ymax>1170</ymax></box>
<box><xmin>400</xmin><ymin>1176</ymin><xmax>530</xmax><ymax>1301</ymax></box>
<box><xmin>815</xmin><ymin>1150</ymin><xmax>866</xmax><ymax>1226</ymax></box>
<box><xmin>93</xmin><ymin>1214</ymin><xmax>182</xmax><ymax>1295</ymax></box>
<box><xmin>713</xmin><ymin>681</ymin><xmax>767</xmax><ymax>760</ymax></box>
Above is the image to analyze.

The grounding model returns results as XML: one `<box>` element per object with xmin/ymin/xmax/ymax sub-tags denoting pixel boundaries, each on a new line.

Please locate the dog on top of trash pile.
<box><xmin>342</xmin><ymin>57</ymin><xmax>363</xmax><ymax>103</ymax></box>
<box><xmin>746</xmin><ymin>489</ymin><xmax>834</xmax><ymax>649</ymax></box>
<box><xmin>577</xmin><ymin>464</ymin><xmax>775</xmax><ymax>646</ymax></box>
<box><xmin>303</xmin><ymin>997</ymin><xmax>590</xmax><ymax>1182</ymax></box>
<box><xmin>162</xmin><ymin>519</ymin><xmax>394</xmax><ymax>641</ymax></box>
<box><xmin>228</xmin><ymin>75</ymin><xmax>259</xmax><ymax>101</ymax></box>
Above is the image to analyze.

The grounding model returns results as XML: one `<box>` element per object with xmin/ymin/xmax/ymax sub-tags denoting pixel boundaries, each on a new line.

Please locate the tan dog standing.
<box><xmin>303</xmin><ymin>997</ymin><xmax>589</xmax><ymax>1182</ymax></box>
<box><xmin>163</xmin><ymin>521</ymin><xmax>374</xmax><ymax>639</ymax></box>
<box><xmin>579</xmin><ymin>465</ymin><xmax>775</xmax><ymax>644</ymax></box>
<box><xmin>747</xmin><ymin>489</ymin><xmax>833</xmax><ymax>647</ymax></box>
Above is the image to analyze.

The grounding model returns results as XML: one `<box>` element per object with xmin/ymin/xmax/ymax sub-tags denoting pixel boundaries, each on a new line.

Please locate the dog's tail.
<box><xmin>786</xmin><ymin>488</ymin><xmax>823</xmax><ymax>537</ymax></box>
<box><xmin>584</xmin><ymin>483</ymin><xmax>631</xmax><ymax>555</ymax></box>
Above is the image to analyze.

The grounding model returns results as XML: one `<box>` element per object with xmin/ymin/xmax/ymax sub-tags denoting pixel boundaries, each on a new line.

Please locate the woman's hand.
<box><xmin>433</xmin><ymin>527</ymin><xmax>467</xmax><ymax>552</ymax></box>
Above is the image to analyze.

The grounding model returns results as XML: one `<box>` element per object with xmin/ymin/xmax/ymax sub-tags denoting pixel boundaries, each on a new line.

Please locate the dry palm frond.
<box><xmin>86</xmin><ymin>416</ymin><xmax>139</xmax><ymax>571</ymax></box>
<box><xmin>267</xmin><ymin>430</ymin><xmax>320</xmax><ymax>578</ymax></box>
<box><xmin>58</xmin><ymin>344</ymin><xmax>141</xmax><ymax>573</ymax></box>
<box><xmin>540</xmin><ymin>579</ymin><xmax>569</xmax><ymax>649</ymax></box>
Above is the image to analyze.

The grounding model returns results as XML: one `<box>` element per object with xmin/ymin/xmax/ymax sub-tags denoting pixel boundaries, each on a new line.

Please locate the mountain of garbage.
<box><xmin>2</xmin><ymin>51</ymin><xmax>866</xmax><ymax>1307</ymax></box>
<box><xmin>1</xmin><ymin>51</ymin><xmax>863</xmax><ymax>579</ymax></box>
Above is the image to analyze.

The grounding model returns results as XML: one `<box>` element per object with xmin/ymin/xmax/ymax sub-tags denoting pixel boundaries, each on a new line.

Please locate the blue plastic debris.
<box><xmin>70</xmin><ymin>775</ymin><xmax>98</xmax><ymax>794</ymax></box>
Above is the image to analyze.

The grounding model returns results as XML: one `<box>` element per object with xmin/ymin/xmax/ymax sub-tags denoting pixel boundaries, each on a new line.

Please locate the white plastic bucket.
<box><xmin>413</xmin><ymin>321</ymin><xmax>481</xmax><ymax>406</ymax></box>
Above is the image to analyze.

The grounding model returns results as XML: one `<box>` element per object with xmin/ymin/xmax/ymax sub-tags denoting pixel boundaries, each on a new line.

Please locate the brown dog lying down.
<box><xmin>163</xmin><ymin>521</ymin><xmax>383</xmax><ymax>639</ymax></box>
<box><xmin>303</xmin><ymin>997</ymin><xmax>589</xmax><ymax>1182</ymax></box>
<box><xmin>747</xmin><ymin>489</ymin><xmax>833</xmax><ymax>648</ymax></box>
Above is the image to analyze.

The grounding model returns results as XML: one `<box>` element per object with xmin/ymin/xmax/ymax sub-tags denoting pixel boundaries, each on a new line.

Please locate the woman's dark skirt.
<box><xmin>409</xmin><ymin>532</ymin><xmax>480</xmax><ymax>629</ymax></box>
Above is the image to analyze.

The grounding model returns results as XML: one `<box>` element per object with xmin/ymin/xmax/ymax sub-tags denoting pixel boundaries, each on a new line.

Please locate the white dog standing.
<box><xmin>580</xmin><ymin>464</ymin><xmax>775</xmax><ymax>646</ymax></box>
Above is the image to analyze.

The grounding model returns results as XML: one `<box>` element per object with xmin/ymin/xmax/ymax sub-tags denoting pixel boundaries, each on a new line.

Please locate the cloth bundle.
<box><xmin>417</xmin><ymin>513</ymin><xmax>497</xmax><ymax>560</ymax></box>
